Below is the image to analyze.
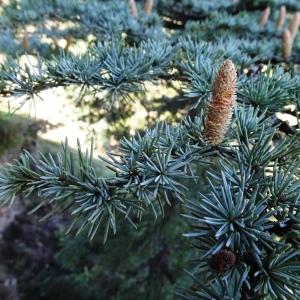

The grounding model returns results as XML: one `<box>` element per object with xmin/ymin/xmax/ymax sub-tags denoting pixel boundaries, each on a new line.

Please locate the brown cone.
<box><xmin>64</xmin><ymin>34</ymin><xmax>73</xmax><ymax>52</ymax></box>
<box><xmin>129</xmin><ymin>0</ymin><xmax>138</xmax><ymax>18</ymax></box>
<box><xmin>203</xmin><ymin>60</ymin><xmax>237</xmax><ymax>145</ymax></box>
<box><xmin>259</xmin><ymin>7</ymin><xmax>271</xmax><ymax>29</ymax></box>
<box><xmin>288</xmin><ymin>12</ymin><xmax>300</xmax><ymax>41</ymax></box>
<box><xmin>276</xmin><ymin>6</ymin><xmax>286</xmax><ymax>29</ymax></box>
<box><xmin>22</xmin><ymin>31</ymin><xmax>29</xmax><ymax>50</ymax></box>
<box><xmin>282</xmin><ymin>29</ymin><xmax>293</xmax><ymax>61</ymax></box>
<box><xmin>144</xmin><ymin>0</ymin><xmax>154</xmax><ymax>14</ymax></box>
<box><xmin>210</xmin><ymin>250</ymin><xmax>236</xmax><ymax>273</ymax></box>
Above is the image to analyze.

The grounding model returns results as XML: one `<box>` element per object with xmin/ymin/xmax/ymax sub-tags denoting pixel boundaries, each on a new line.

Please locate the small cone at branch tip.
<box><xmin>64</xmin><ymin>34</ymin><xmax>73</xmax><ymax>52</ymax></box>
<box><xmin>276</xmin><ymin>5</ymin><xmax>286</xmax><ymax>29</ymax></box>
<box><xmin>22</xmin><ymin>31</ymin><xmax>29</xmax><ymax>50</ymax></box>
<box><xmin>288</xmin><ymin>12</ymin><xmax>300</xmax><ymax>41</ymax></box>
<box><xmin>259</xmin><ymin>7</ymin><xmax>271</xmax><ymax>29</ymax></box>
<box><xmin>128</xmin><ymin>0</ymin><xmax>138</xmax><ymax>18</ymax></box>
<box><xmin>282</xmin><ymin>29</ymin><xmax>293</xmax><ymax>61</ymax></box>
<box><xmin>203</xmin><ymin>60</ymin><xmax>237</xmax><ymax>145</ymax></box>
<box><xmin>144</xmin><ymin>0</ymin><xmax>154</xmax><ymax>14</ymax></box>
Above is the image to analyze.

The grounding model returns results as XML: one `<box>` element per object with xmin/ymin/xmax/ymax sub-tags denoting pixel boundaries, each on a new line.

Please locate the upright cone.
<box><xmin>64</xmin><ymin>34</ymin><xmax>73</xmax><ymax>52</ymax></box>
<box><xmin>203</xmin><ymin>60</ymin><xmax>237</xmax><ymax>145</ymax></box>
<box><xmin>129</xmin><ymin>0</ymin><xmax>138</xmax><ymax>18</ymax></box>
<box><xmin>282</xmin><ymin>29</ymin><xmax>293</xmax><ymax>61</ymax></box>
<box><xmin>144</xmin><ymin>0</ymin><xmax>154</xmax><ymax>14</ymax></box>
<box><xmin>288</xmin><ymin>12</ymin><xmax>300</xmax><ymax>41</ymax></box>
<box><xmin>259</xmin><ymin>7</ymin><xmax>271</xmax><ymax>29</ymax></box>
<box><xmin>276</xmin><ymin>6</ymin><xmax>286</xmax><ymax>29</ymax></box>
<box><xmin>22</xmin><ymin>31</ymin><xmax>29</xmax><ymax>50</ymax></box>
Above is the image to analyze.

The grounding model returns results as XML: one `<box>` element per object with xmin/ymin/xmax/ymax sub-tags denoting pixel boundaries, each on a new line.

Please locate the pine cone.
<box><xmin>64</xmin><ymin>34</ymin><xmax>73</xmax><ymax>52</ymax></box>
<box><xmin>22</xmin><ymin>31</ymin><xmax>29</xmax><ymax>50</ymax></box>
<box><xmin>144</xmin><ymin>0</ymin><xmax>154</xmax><ymax>14</ymax></box>
<box><xmin>276</xmin><ymin>6</ymin><xmax>286</xmax><ymax>29</ymax></box>
<box><xmin>210</xmin><ymin>250</ymin><xmax>236</xmax><ymax>273</ymax></box>
<box><xmin>282</xmin><ymin>29</ymin><xmax>293</xmax><ymax>61</ymax></box>
<box><xmin>259</xmin><ymin>7</ymin><xmax>271</xmax><ymax>29</ymax></box>
<box><xmin>288</xmin><ymin>12</ymin><xmax>300</xmax><ymax>41</ymax></box>
<box><xmin>129</xmin><ymin>0</ymin><xmax>138</xmax><ymax>18</ymax></box>
<box><xmin>203</xmin><ymin>60</ymin><xmax>237</xmax><ymax>145</ymax></box>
